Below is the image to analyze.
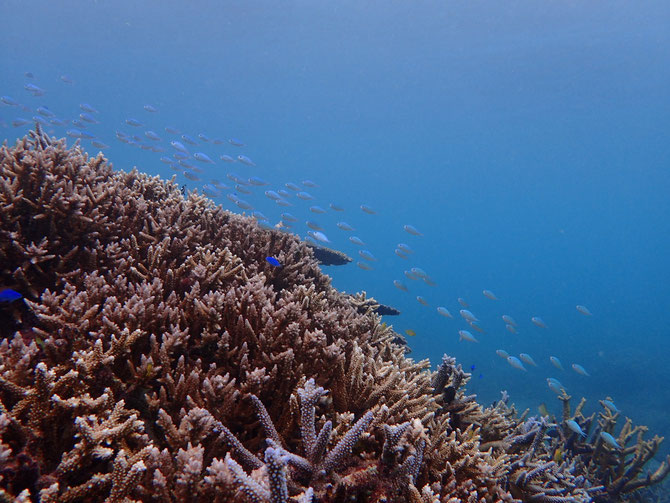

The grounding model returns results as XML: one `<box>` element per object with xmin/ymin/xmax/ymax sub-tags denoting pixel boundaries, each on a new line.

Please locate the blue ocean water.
<box><xmin>2</xmin><ymin>0</ymin><xmax>668</xmax><ymax>460</ymax></box>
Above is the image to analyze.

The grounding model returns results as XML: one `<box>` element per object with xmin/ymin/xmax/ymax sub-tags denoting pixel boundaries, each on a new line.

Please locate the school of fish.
<box><xmin>1</xmin><ymin>71</ymin><xmax>612</xmax><ymax>426</ymax></box>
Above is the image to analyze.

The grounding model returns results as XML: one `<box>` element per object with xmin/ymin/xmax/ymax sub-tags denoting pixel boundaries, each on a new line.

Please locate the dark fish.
<box><xmin>0</xmin><ymin>288</ymin><xmax>22</xmax><ymax>303</ymax></box>
<box><xmin>266</xmin><ymin>256</ymin><xmax>281</xmax><ymax>267</ymax></box>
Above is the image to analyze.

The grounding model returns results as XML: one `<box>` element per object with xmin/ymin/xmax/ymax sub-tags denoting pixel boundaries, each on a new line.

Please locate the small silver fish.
<box><xmin>403</xmin><ymin>224</ymin><xmax>423</xmax><ymax>236</ymax></box>
<box><xmin>36</xmin><ymin>106</ymin><xmax>55</xmax><ymax>117</ymax></box>
<box><xmin>227</xmin><ymin>173</ymin><xmax>248</xmax><ymax>184</ymax></box>
<box><xmin>337</xmin><ymin>222</ymin><xmax>354</xmax><ymax>231</ymax></box>
<box><xmin>482</xmin><ymin>289</ymin><xmax>498</xmax><ymax>300</ymax></box>
<box><xmin>349</xmin><ymin>236</ymin><xmax>365</xmax><ymax>246</ymax></box>
<box><xmin>296</xmin><ymin>191</ymin><xmax>314</xmax><ymax>200</ymax></box>
<box><xmin>507</xmin><ymin>356</ymin><xmax>526</xmax><ymax>371</ymax></box>
<box><xmin>235</xmin><ymin>198</ymin><xmax>254</xmax><ymax>211</ymax></box>
<box><xmin>309</xmin><ymin>206</ymin><xmax>327</xmax><ymax>214</ymax></box>
<box><xmin>549</xmin><ymin>356</ymin><xmax>564</xmax><ymax>371</ymax></box>
<box><xmin>599</xmin><ymin>432</ymin><xmax>621</xmax><ymax>449</ymax></box>
<box><xmin>170</xmin><ymin>140</ymin><xmax>189</xmax><ymax>154</ymax></box>
<box><xmin>306</xmin><ymin>221</ymin><xmax>323</xmax><ymax>231</ymax></box>
<box><xmin>183</xmin><ymin>170</ymin><xmax>200</xmax><ymax>181</ymax></box>
<box><xmin>576</xmin><ymin>305</ymin><xmax>592</xmax><ymax>316</ymax></box>
<box><xmin>602</xmin><ymin>400</ymin><xmax>620</xmax><ymax>414</ymax></box>
<box><xmin>194</xmin><ymin>152</ymin><xmax>215</xmax><ymax>164</ymax></box>
<box><xmin>437</xmin><ymin>307</ymin><xmax>452</xmax><ymax>318</ymax></box>
<box><xmin>12</xmin><ymin>118</ymin><xmax>30</xmax><ymax>127</ymax></box>
<box><xmin>238</xmin><ymin>155</ymin><xmax>256</xmax><ymax>166</ymax></box>
<box><xmin>459</xmin><ymin>309</ymin><xmax>478</xmax><ymax>323</ymax></box>
<box><xmin>359</xmin><ymin>250</ymin><xmax>377</xmax><ymax>261</ymax></box>
<box><xmin>547</xmin><ymin>378</ymin><xmax>564</xmax><ymax>394</ymax></box>
<box><xmin>531</xmin><ymin>316</ymin><xmax>547</xmax><ymax>328</ymax></box>
<box><xmin>393</xmin><ymin>280</ymin><xmax>408</xmax><ymax>292</ymax></box>
<box><xmin>404</xmin><ymin>270</ymin><xmax>419</xmax><ymax>281</ymax></box>
<box><xmin>24</xmin><ymin>83</ymin><xmax>45</xmax><ymax>96</ymax></box>
<box><xmin>248</xmin><ymin>176</ymin><xmax>268</xmax><ymax>186</ymax></box>
<box><xmin>519</xmin><ymin>353</ymin><xmax>537</xmax><ymax>367</ymax></box>
<box><xmin>566</xmin><ymin>420</ymin><xmax>586</xmax><ymax>438</ymax></box>
<box><xmin>1</xmin><ymin>96</ymin><xmax>19</xmax><ymax>106</ymax></box>
<box><xmin>79</xmin><ymin>112</ymin><xmax>98</xmax><ymax>124</ymax></box>
<box><xmin>360</xmin><ymin>204</ymin><xmax>376</xmax><ymax>214</ymax></box>
<box><xmin>410</xmin><ymin>267</ymin><xmax>428</xmax><ymax>279</ymax></box>
<box><xmin>211</xmin><ymin>180</ymin><xmax>230</xmax><ymax>190</ymax></box>
<box><xmin>458</xmin><ymin>330</ymin><xmax>478</xmax><ymax>343</ymax></box>
<box><xmin>201</xmin><ymin>184</ymin><xmax>221</xmax><ymax>198</ymax></box>
<box><xmin>356</xmin><ymin>261</ymin><xmax>373</xmax><ymax>271</ymax></box>
<box><xmin>308</xmin><ymin>231</ymin><xmax>330</xmax><ymax>243</ymax></box>
<box><xmin>79</xmin><ymin>103</ymin><xmax>98</xmax><ymax>114</ymax></box>
<box><xmin>572</xmin><ymin>363</ymin><xmax>590</xmax><ymax>376</ymax></box>
<box><xmin>496</xmin><ymin>349</ymin><xmax>509</xmax><ymax>359</ymax></box>
<box><xmin>264</xmin><ymin>190</ymin><xmax>281</xmax><ymax>201</ymax></box>
<box><xmin>394</xmin><ymin>249</ymin><xmax>409</xmax><ymax>259</ymax></box>
<box><xmin>416</xmin><ymin>296</ymin><xmax>429</xmax><ymax>306</ymax></box>
<box><xmin>145</xmin><ymin>130</ymin><xmax>161</xmax><ymax>141</ymax></box>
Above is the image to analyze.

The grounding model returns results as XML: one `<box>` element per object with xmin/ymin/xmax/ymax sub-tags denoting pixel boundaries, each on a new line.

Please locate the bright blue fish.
<box><xmin>266</xmin><ymin>256</ymin><xmax>281</xmax><ymax>267</ymax></box>
<box><xmin>0</xmin><ymin>289</ymin><xmax>22</xmax><ymax>303</ymax></box>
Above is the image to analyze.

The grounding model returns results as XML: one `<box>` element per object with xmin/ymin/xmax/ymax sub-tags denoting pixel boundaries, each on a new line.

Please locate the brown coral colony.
<box><xmin>0</xmin><ymin>127</ymin><xmax>667</xmax><ymax>502</ymax></box>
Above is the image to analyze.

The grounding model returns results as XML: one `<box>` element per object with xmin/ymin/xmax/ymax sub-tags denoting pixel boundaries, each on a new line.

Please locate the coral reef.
<box><xmin>0</xmin><ymin>128</ymin><xmax>667</xmax><ymax>502</ymax></box>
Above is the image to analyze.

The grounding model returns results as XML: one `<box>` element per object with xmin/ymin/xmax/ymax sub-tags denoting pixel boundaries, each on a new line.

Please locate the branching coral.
<box><xmin>0</xmin><ymin>128</ymin><xmax>667</xmax><ymax>502</ymax></box>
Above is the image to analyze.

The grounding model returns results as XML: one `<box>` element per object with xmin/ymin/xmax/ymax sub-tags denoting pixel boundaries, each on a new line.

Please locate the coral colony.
<box><xmin>0</xmin><ymin>127</ymin><xmax>668</xmax><ymax>501</ymax></box>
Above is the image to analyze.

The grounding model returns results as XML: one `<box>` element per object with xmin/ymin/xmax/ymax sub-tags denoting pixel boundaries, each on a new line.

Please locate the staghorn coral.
<box><xmin>541</xmin><ymin>393</ymin><xmax>670</xmax><ymax>502</ymax></box>
<box><xmin>0</xmin><ymin>128</ymin><xmax>667</xmax><ymax>502</ymax></box>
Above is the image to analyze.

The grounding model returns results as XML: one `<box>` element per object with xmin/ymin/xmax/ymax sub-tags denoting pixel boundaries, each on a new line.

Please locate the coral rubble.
<box><xmin>0</xmin><ymin>128</ymin><xmax>667</xmax><ymax>502</ymax></box>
